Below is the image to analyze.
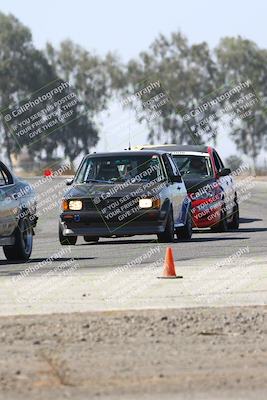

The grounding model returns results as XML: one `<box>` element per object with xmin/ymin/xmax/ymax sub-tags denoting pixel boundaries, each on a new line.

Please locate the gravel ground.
<box><xmin>1</xmin><ymin>306</ymin><xmax>267</xmax><ymax>400</ymax></box>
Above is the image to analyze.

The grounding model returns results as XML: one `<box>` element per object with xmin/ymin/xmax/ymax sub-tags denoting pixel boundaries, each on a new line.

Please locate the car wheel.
<box><xmin>3</xmin><ymin>218</ymin><xmax>33</xmax><ymax>261</ymax></box>
<box><xmin>84</xmin><ymin>236</ymin><xmax>99</xmax><ymax>243</ymax></box>
<box><xmin>228</xmin><ymin>202</ymin><xmax>239</xmax><ymax>230</ymax></box>
<box><xmin>176</xmin><ymin>207</ymin><xmax>192</xmax><ymax>241</ymax></box>
<box><xmin>59</xmin><ymin>223</ymin><xmax>77</xmax><ymax>245</ymax></box>
<box><xmin>157</xmin><ymin>209</ymin><xmax>175</xmax><ymax>243</ymax></box>
<box><xmin>210</xmin><ymin>204</ymin><xmax>228</xmax><ymax>232</ymax></box>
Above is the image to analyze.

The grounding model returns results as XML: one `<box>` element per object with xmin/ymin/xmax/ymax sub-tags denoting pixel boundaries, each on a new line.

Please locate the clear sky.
<box><xmin>0</xmin><ymin>0</ymin><xmax>266</xmax><ymax>163</ymax></box>
<box><xmin>0</xmin><ymin>0</ymin><xmax>266</xmax><ymax>61</ymax></box>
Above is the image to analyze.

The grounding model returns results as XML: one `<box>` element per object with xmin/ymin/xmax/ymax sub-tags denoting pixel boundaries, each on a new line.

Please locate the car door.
<box><xmin>0</xmin><ymin>162</ymin><xmax>19</xmax><ymax>236</ymax></box>
<box><xmin>162</xmin><ymin>154</ymin><xmax>187</xmax><ymax>224</ymax></box>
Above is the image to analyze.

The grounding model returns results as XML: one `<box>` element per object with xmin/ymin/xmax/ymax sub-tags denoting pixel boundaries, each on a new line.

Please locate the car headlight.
<box><xmin>139</xmin><ymin>198</ymin><xmax>153</xmax><ymax>208</ymax></box>
<box><xmin>68</xmin><ymin>200</ymin><xmax>83</xmax><ymax>210</ymax></box>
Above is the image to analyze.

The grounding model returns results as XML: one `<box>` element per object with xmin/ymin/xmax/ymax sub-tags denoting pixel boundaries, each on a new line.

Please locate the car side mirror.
<box><xmin>218</xmin><ymin>168</ymin><xmax>231</xmax><ymax>177</ymax></box>
<box><xmin>170</xmin><ymin>174</ymin><xmax>182</xmax><ymax>183</ymax></box>
<box><xmin>65</xmin><ymin>178</ymin><xmax>74</xmax><ymax>186</ymax></box>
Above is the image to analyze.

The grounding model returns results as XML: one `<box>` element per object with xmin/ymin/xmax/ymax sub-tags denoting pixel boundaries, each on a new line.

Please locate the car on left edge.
<box><xmin>0</xmin><ymin>160</ymin><xmax>38</xmax><ymax>261</ymax></box>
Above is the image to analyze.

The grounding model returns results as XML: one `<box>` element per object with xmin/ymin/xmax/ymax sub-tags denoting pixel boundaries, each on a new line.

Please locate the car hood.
<box><xmin>65</xmin><ymin>181</ymin><xmax>164</xmax><ymax>199</ymax></box>
<box><xmin>183</xmin><ymin>177</ymin><xmax>216</xmax><ymax>193</ymax></box>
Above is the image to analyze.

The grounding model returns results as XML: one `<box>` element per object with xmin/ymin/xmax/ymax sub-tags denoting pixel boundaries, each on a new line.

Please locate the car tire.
<box><xmin>211</xmin><ymin>204</ymin><xmax>228</xmax><ymax>232</ymax></box>
<box><xmin>3</xmin><ymin>218</ymin><xmax>33</xmax><ymax>261</ymax></box>
<box><xmin>59</xmin><ymin>223</ymin><xmax>77</xmax><ymax>245</ymax></box>
<box><xmin>228</xmin><ymin>201</ymin><xmax>239</xmax><ymax>230</ymax></box>
<box><xmin>84</xmin><ymin>236</ymin><xmax>99</xmax><ymax>243</ymax></box>
<box><xmin>157</xmin><ymin>209</ymin><xmax>175</xmax><ymax>243</ymax></box>
<box><xmin>176</xmin><ymin>207</ymin><xmax>192</xmax><ymax>241</ymax></box>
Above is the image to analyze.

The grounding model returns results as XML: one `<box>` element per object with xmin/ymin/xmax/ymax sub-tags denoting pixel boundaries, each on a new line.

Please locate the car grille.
<box><xmin>83</xmin><ymin>198</ymin><xmax>96</xmax><ymax>210</ymax></box>
<box><xmin>83</xmin><ymin>197</ymin><xmax>142</xmax><ymax>219</ymax></box>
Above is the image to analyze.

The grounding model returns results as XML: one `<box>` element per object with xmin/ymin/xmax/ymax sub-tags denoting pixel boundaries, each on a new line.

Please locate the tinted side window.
<box><xmin>0</xmin><ymin>163</ymin><xmax>13</xmax><ymax>186</ymax></box>
<box><xmin>162</xmin><ymin>154</ymin><xmax>174</xmax><ymax>177</ymax></box>
<box><xmin>213</xmin><ymin>152</ymin><xmax>223</xmax><ymax>172</ymax></box>
<box><xmin>168</xmin><ymin>155</ymin><xmax>180</xmax><ymax>175</ymax></box>
<box><xmin>0</xmin><ymin>171</ymin><xmax>6</xmax><ymax>186</ymax></box>
<box><xmin>216</xmin><ymin>153</ymin><xmax>225</xmax><ymax>169</ymax></box>
<box><xmin>0</xmin><ymin>169</ymin><xmax>8</xmax><ymax>186</ymax></box>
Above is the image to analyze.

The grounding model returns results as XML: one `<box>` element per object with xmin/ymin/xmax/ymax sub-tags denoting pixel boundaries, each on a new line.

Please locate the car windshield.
<box><xmin>172</xmin><ymin>154</ymin><xmax>213</xmax><ymax>179</ymax></box>
<box><xmin>76</xmin><ymin>155</ymin><xmax>164</xmax><ymax>184</ymax></box>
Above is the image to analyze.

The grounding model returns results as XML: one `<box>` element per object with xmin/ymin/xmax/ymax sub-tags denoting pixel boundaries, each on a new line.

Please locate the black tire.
<box><xmin>228</xmin><ymin>202</ymin><xmax>239</xmax><ymax>230</ymax></box>
<box><xmin>176</xmin><ymin>207</ymin><xmax>192</xmax><ymax>241</ymax></box>
<box><xmin>3</xmin><ymin>218</ymin><xmax>33</xmax><ymax>261</ymax></box>
<box><xmin>210</xmin><ymin>204</ymin><xmax>228</xmax><ymax>232</ymax></box>
<box><xmin>84</xmin><ymin>236</ymin><xmax>99</xmax><ymax>243</ymax></box>
<box><xmin>59</xmin><ymin>224</ymin><xmax>77</xmax><ymax>245</ymax></box>
<box><xmin>157</xmin><ymin>209</ymin><xmax>175</xmax><ymax>243</ymax></box>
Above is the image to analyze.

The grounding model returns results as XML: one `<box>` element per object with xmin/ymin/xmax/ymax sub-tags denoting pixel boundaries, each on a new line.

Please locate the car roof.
<box><xmin>138</xmin><ymin>144</ymin><xmax>210</xmax><ymax>153</ymax></box>
<box><xmin>86</xmin><ymin>150</ymin><xmax>167</xmax><ymax>158</ymax></box>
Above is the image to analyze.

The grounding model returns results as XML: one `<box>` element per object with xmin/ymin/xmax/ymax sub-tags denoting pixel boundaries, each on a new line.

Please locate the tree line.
<box><xmin>0</xmin><ymin>12</ymin><xmax>267</xmax><ymax>168</ymax></box>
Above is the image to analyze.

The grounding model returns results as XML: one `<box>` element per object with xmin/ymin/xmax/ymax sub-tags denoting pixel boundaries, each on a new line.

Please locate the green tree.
<box><xmin>0</xmin><ymin>14</ymin><xmax>118</xmax><ymax>166</ymax></box>
<box><xmin>0</xmin><ymin>12</ymin><xmax>56</xmax><ymax>166</ymax></box>
<box><xmin>215</xmin><ymin>36</ymin><xmax>267</xmax><ymax>169</ymax></box>
<box><xmin>225</xmin><ymin>155</ymin><xmax>243</xmax><ymax>171</ymax></box>
<box><xmin>44</xmin><ymin>40</ymin><xmax>120</xmax><ymax>161</ymax></box>
<box><xmin>125</xmin><ymin>32</ymin><xmax>217</xmax><ymax>145</ymax></box>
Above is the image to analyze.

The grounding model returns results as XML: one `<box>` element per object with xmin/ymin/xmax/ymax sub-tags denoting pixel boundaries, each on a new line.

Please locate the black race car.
<box><xmin>0</xmin><ymin>160</ymin><xmax>38</xmax><ymax>261</ymax></box>
<box><xmin>59</xmin><ymin>150</ymin><xmax>192</xmax><ymax>244</ymax></box>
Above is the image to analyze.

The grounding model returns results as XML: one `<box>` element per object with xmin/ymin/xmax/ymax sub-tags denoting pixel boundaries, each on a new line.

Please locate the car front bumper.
<box><xmin>192</xmin><ymin>199</ymin><xmax>222</xmax><ymax>228</ymax></box>
<box><xmin>60</xmin><ymin>209</ymin><xmax>168</xmax><ymax>237</ymax></box>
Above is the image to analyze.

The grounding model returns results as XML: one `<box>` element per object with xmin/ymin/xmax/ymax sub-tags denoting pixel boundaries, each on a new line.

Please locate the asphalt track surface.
<box><xmin>0</xmin><ymin>177</ymin><xmax>267</xmax><ymax>315</ymax></box>
<box><xmin>0</xmin><ymin>177</ymin><xmax>267</xmax><ymax>400</ymax></box>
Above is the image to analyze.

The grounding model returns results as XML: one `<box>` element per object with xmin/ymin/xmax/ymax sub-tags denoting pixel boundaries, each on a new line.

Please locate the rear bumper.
<box><xmin>60</xmin><ymin>209</ymin><xmax>168</xmax><ymax>237</ymax></box>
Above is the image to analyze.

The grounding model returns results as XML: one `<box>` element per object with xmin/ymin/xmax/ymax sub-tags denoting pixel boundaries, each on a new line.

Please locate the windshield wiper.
<box><xmin>110</xmin><ymin>178</ymin><xmax>127</xmax><ymax>182</ymax></box>
<box><xmin>85</xmin><ymin>179</ymin><xmax>114</xmax><ymax>184</ymax></box>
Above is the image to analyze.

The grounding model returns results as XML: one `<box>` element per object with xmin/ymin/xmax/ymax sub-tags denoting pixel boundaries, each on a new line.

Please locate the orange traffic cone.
<box><xmin>158</xmin><ymin>247</ymin><xmax>183</xmax><ymax>279</ymax></box>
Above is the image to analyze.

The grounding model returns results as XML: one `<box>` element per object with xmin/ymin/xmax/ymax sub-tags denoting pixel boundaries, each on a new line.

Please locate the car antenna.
<box><xmin>128</xmin><ymin>111</ymin><xmax>131</xmax><ymax>150</ymax></box>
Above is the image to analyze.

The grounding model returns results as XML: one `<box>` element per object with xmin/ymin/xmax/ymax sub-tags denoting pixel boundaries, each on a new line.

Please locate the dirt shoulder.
<box><xmin>0</xmin><ymin>306</ymin><xmax>267</xmax><ymax>400</ymax></box>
